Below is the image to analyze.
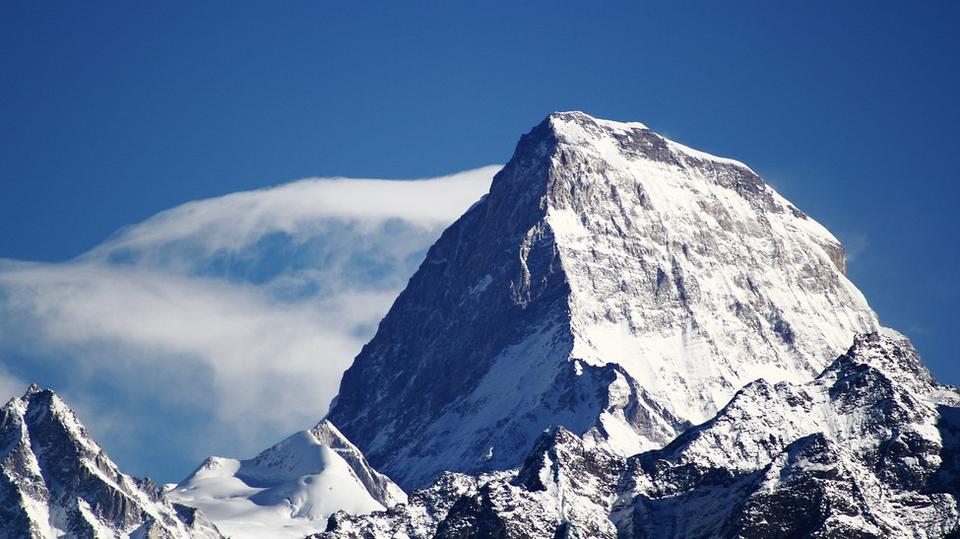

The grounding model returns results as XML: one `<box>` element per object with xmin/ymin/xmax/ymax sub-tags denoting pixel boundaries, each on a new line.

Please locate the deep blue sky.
<box><xmin>2</xmin><ymin>2</ymin><xmax>958</xmax><ymax>389</ymax></box>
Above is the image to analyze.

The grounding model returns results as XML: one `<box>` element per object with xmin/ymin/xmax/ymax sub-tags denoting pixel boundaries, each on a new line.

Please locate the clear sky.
<box><xmin>1</xmin><ymin>2</ymin><xmax>958</xmax><ymax>482</ymax></box>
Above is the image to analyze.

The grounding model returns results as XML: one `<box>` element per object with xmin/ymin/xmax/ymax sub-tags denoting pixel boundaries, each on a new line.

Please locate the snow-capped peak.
<box><xmin>169</xmin><ymin>419</ymin><xmax>405</xmax><ymax>539</ymax></box>
<box><xmin>0</xmin><ymin>386</ymin><xmax>223</xmax><ymax>539</ymax></box>
<box><xmin>327</xmin><ymin>111</ymin><xmax>878</xmax><ymax>488</ymax></box>
<box><xmin>825</xmin><ymin>329</ymin><xmax>935</xmax><ymax>389</ymax></box>
<box><xmin>545</xmin><ymin>110</ymin><xmax>753</xmax><ymax>172</ymax></box>
<box><xmin>307</xmin><ymin>419</ymin><xmax>408</xmax><ymax>507</ymax></box>
<box><xmin>550</xmin><ymin>110</ymin><xmax>649</xmax><ymax>131</ymax></box>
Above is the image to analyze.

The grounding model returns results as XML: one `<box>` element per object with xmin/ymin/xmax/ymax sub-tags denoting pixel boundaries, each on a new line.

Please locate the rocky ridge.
<box><xmin>0</xmin><ymin>385</ymin><xmax>223</xmax><ymax>539</ymax></box>
<box><xmin>322</xmin><ymin>331</ymin><xmax>960</xmax><ymax>538</ymax></box>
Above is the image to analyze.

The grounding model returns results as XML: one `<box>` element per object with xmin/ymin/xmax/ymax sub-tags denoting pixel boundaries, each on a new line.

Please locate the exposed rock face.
<box><xmin>323</xmin><ymin>331</ymin><xmax>960</xmax><ymax>538</ymax></box>
<box><xmin>321</xmin><ymin>472</ymin><xmax>491</xmax><ymax>539</ymax></box>
<box><xmin>316</xmin><ymin>428</ymin><xmax>630</xmax><ymax>539</ymax></box>
<box><xmin>615</xmin><ymin>330</ymin><xmax>960</xmax><ymax>538</ymax></box>
<box><xmin>328</xmin><ymin>111</ymin><xmax>878</xmax><ymax>489</ymax></box>
<box><xmin>0</xmin><ymin>385</ymin><xmax>223</xmax><ymax>539</ymax></box>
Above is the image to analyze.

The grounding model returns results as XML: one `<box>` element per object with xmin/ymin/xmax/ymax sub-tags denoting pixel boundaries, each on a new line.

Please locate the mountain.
<box><xmin>321</xmin><ymin>330</ymin><xmax>960</xmax><ymax>538</ymax></box>
<box><xmin>7</xmin><ymin>111</ymin><xmax>944</xmax><ymax>538</ymax></box>
<box><xmin>327</xmin><ymin>111</ymin><xmax>878</xmax><ymax>489</ymax></box>
<box><xmin>0</xmin><ymin>385</ymin><xmax>223</xmax><ymax>539</ymax></box>
<box><xmin>168</xmin><ymin>420</ymin><xmax>406</xmax><ymax>539</ymax></box>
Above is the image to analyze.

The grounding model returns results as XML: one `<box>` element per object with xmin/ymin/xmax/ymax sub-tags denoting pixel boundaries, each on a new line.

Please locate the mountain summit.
<box><xmin>0</xmin><ymin>386</ymin><xmax>223</xmax><ymax>538</ymax></box>
<box><xmin>327</xmin><ymin>111</ymin><xmax>878</xmax><ymax>488</ymax></box>
<box><xmin>169</xmin><ymin>420</ymin><xmax>406</xmax><ymax>539</ymax></box>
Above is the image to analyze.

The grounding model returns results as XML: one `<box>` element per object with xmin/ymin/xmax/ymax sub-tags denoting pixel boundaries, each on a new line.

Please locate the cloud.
<box><xmin>83</xmin><ymin>167</ymin><xmax>497</xmax><ymax>271</ymax></box>
<box><xmin>0</xmin><ymin>166</ymin><xmax>497</xmax><ymax>481</ymax></box>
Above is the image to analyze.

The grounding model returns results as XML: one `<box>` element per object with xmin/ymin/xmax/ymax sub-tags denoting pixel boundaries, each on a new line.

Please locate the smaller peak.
<box><xmin>310</xmin><ymin>418</ymin><xmax>343</xmax><ymax>436</ymax></box>
<box><xmin>825</xmin><ymin>329</ymin><xmax>933</xmax><ymax>391</ymax></box>
<box><xmin>848</xmin><ymin>330</ymin><xmax>921</xmax><ymax>363</ymax></box>
<box><xmin>23</xmin><ymin>383</ymin><xmax>47</xmax><ymax>398</ymax></box>
<box><xmin>313</xmin><ymin>417</ymin><xmax>337</xmax><ymax>430</ymax></box>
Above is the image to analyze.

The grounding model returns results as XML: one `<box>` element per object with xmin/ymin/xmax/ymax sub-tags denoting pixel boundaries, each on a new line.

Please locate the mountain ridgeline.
<box><xmin>322</xmin><ymin>331</ymin><xmax>960</xmax><ymax>538</ymax></box>
<box><xmin>6</xmin><ymin>112</ymin><xmax>958</xmax><ymax>538</ymax></box>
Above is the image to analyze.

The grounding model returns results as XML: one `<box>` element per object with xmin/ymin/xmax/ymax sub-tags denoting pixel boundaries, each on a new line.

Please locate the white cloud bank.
<box><xmin>0</xmin><ymin>166</ymin><xmax>497</xmax><ymax>479</ymax></box>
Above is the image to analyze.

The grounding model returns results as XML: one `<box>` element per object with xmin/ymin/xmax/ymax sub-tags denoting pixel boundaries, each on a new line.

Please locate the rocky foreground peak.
<box><xmin>0</xmin><ymin>386</ymin><xmax>223</xmax><ymax>539</ymax></box>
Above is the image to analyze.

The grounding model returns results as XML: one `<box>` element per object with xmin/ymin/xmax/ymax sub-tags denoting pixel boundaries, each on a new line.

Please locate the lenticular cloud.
<box><xmin>0</xmin><ymin>166</ymin><xmax>497</xmax><ymax>479</ymax></box>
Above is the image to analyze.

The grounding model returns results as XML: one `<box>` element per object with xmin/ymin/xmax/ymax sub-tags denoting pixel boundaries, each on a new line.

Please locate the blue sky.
<box><xmin>2</xmin><ymin>2</ymin><xmax>958</xmax><ymax>483</ymax></box>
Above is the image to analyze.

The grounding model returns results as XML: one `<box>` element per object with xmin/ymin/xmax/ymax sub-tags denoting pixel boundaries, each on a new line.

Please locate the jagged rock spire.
<box><xmin>0</xmin><ymin>385</ymin><xmax>223</xmax><ymax>538</ymax></box>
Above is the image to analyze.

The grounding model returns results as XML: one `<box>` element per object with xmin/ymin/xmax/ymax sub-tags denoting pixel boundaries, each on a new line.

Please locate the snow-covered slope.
<box><xmin>328</xmin><ymin>111</ymin><xmax>878</xmax><ymax>488</ymax></box>
<box><xmin>168</xmin><ymin>420</ymin><xmax>405</xmax><ymax>539</ymax></box>
<box><xmin>323</xmin><ymin>331</ymin><xmax>960</xmax><ymax>538</ymax></box>
<box><xmin>0</xmin><ymin>385</ymin><xmax>223</xmax><ymax>539</ymax></box>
